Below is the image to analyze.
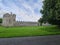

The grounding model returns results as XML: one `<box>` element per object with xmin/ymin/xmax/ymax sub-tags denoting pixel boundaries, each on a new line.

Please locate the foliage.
<box><xmin>39</xmin><ymin>0</ymin><xmax>60</xmax><ymax>25</ymax></box>
<box><xmin>0</xmin><ymin>18</ymin><xmax>2</xmax><ymax>23</ymax></box>
<box><xmin>38</xmin><ymin>18</ymin><xmax>43</xmax><ymax>26</ymax></box>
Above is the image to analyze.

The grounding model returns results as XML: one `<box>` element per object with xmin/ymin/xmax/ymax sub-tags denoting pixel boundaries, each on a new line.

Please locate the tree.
<box><xmin>39</xmin><ymin>0</ymin><xmax>60</xmax><ymax>25</ymax></box>
<box><xmin>38</xmin><ymin>18</ymin><xmax>43</xmax><ymax>26</ymax></box>
<box><xmin>0</xmin><ymin>18</ymin><xmax>2</xmax><ymax>23</ymax></box>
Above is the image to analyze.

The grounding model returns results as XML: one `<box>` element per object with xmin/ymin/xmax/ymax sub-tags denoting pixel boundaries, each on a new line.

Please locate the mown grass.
<box><xmin>0</xmin><ymin>26</ymin><xmax>60</xmax><ymax>38</ymax></box>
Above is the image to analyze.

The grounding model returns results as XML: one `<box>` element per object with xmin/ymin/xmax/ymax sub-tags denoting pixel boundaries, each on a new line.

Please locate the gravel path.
<box><xmin>0</xmin><ymin>35</ymin><xmax>60</xmax><ymax>45</ymax></box>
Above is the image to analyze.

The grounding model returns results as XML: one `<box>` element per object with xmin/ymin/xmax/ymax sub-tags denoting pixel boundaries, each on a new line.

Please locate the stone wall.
<box><xmin>14</xmin><ymin>21</ymin><xmax>38</xmax><ymax>26</ymax></box>
<box><xmin>42</xmin><ymin>23</ymin><xmax>51</xmax><ymax>26</ymax></box>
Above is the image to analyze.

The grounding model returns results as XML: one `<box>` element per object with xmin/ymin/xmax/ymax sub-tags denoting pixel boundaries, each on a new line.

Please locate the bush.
<box><xmin>0</xmin><ymin>18</ymin><xmax>2</xmax><ymax>23</ymax></box>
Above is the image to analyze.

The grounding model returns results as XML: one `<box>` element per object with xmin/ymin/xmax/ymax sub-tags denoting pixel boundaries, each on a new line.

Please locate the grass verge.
<box><xmin>0</xmin><ymin>25</ymin><xmax>60</xmax><ymax>38</ymax></box>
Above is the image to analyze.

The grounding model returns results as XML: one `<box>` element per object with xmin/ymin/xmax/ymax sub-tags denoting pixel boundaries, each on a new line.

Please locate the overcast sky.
<box><xmin>0</xmin><ymin>0</ymin><xmax>43</xmax><ymax>22</ymax></box>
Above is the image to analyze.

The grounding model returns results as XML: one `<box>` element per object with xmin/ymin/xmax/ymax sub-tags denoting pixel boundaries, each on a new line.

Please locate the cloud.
<box><xmin>0</xmin><ymin>0</ymin><xmax>43</xmax><ymax>22</ymax></box>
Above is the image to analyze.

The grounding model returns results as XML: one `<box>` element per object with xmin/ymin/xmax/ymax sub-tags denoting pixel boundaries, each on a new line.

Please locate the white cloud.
<box><xmin>0</xmin><ymin>0</ymin><xmax>43</xmax><ymax>22</ymax></box>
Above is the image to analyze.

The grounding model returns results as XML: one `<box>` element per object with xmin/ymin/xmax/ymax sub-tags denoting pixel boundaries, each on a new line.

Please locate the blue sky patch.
<box><xmin>0</xmin><ymin>0</ymin><xmax>43</xmax><ymax>22</ymax></box>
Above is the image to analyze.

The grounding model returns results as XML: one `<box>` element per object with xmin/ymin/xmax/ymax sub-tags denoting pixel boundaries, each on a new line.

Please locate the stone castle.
<box><xmin>2</xmin><ymin>13</ymin><xmax>38</xmax><ymax>26</ymax></box>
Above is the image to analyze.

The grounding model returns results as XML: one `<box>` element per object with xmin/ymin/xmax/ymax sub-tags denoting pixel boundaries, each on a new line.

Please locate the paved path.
<box><xmin>0</xmin><ymin>35</ymin><xmax>60</xmax><ymax>45</ymax></box>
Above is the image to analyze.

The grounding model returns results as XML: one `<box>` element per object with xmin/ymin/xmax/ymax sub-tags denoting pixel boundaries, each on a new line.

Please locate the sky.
<box><xmin>0</xmin><ymin>0</ymin><xmax>43</xmax><ymax>22</ymax></box>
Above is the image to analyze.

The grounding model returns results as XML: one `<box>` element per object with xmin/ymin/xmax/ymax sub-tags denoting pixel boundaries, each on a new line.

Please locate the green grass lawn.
<box><xmin>0</xmin><ymin>26</ymin><xmax>60</xmax><ymax>38</ymax></box>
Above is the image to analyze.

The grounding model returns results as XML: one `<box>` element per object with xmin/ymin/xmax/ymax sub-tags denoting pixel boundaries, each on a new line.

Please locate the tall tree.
<box><xmin>39</xmin><ymin>0</ymin><xmax>60</xmax><ymax>25</ymax></box>
<box><xmin>0</xmin><ymin>18</ymin><xmax>2</xmax><ymax>23</ymax></box>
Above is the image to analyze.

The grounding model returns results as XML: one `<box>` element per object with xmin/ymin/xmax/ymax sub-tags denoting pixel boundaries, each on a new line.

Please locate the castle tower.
<box><xmin>2</xmin><ymin>12</ymin><xmax>16</xmax><ymax>27</ymax></box>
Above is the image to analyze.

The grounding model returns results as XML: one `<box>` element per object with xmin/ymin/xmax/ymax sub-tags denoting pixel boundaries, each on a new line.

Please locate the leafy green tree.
<box><xmin>39</xmin><ymin>0</ymin><xmax>60</xmax><ymax>25</ymax></box>
<box><xmin>0</xmin><ymin>18</ymin><xmax>2</xmax><ymax>23</ymax></box>
<box><xmin>38</xmin><ymin>18</ymin><xmax>43</xmax><ymax>26</ymax></box>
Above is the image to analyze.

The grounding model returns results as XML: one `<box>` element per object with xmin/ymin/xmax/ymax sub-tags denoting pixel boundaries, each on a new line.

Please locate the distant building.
<box><xmin>2</xmin><ymin>13</ymin><xmax>16</xmax><ymax>26</ymax></box>
<box><xmin>2</xmin><ymin>13</ymin><xmax>38</xmax><ymax>27</ymax></box>
<box><xmin>2</xmin><ymin>13</ymin><xmax>51</xmax><ymax>27</ymax></box>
